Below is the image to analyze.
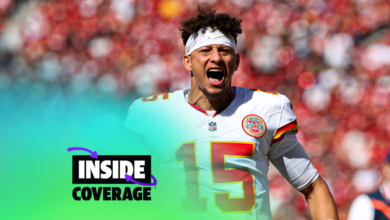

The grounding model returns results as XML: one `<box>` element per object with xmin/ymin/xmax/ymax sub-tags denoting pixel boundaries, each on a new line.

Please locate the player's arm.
<box><xmin>124</xmin><ymin>102</ymin><xmax>161</xmax><ymax>169</ymax></box>
<box><xmin>126</xmin><ymin>129</ymin><xmax>159</xmax><ymax>156</ymax></box>
<box><xmin>126</xmin><ymin>129</ymin><xmax>160</xmax><ymax>171</ymax></box>
<box><xmin>300</xmin><ymin>175</ymin><xmax>339</xmax><ymax>220</ymax></box>
<box><xmin>269</xmin><ymin>95</ymin><xmax>338</xmax><ymax>219</ymax></box>
<box><xmin>270</xmin><ymin>140</ymin><xmax>339</xmax><ymax>220</ymax></box>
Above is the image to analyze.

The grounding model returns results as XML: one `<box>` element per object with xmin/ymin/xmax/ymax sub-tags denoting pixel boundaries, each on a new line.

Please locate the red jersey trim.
<box><xmin>371</xmin><ymin>198</ymin><xmax>390</xmax><ymax>219</ymax></box>
<box><xmin>270</xmin><ymin>120</ymin><xmax>298</xmax><ymax>146</ymax></box>
<box><xmin>187</xmin><ymin>102</ymin><xmax>230</xmax><ymax>118</ymax></box>
<box><xmin>187</xmin><ymin>102</ymin><xmax>208</xmax><ymax>116</ymax></box>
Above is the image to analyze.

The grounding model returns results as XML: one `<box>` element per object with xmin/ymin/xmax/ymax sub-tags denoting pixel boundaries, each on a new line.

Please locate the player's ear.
<box><xmin>234</xmin><ymin>53</ymin><xmax>240</xmax><ymax>71</ymax></box>
<box><xmin>183</xmin><ymin>55</ymin><xmax>192</xmax><ymax>71</ymax></box>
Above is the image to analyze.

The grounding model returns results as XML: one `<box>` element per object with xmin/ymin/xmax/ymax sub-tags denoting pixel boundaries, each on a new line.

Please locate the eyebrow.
<box><xmin>203</xmin><ymin>46</ymin><xmax>231</xmax><ymax>50</ymax></box>
<box><xmin>197</xmin><ymin>46</ymin><xmax>234</xmax><ymax>53</ymax></box>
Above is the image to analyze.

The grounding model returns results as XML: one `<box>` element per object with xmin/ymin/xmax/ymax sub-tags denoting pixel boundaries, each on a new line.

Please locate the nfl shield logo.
<box><xmin>208</xmin><ymin>122</ymin><xmax>217</xmax><ymax>132</ymax></box>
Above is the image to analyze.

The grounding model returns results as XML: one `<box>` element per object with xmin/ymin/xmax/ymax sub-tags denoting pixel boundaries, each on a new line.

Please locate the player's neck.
<box><xmin>188</xmin><ymin>84</ymin><xmax>234</xmax><ymax>111</ymax></box>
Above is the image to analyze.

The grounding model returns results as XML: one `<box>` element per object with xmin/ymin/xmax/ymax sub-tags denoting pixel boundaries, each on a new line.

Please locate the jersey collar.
<box><xmin>183</xmin><ymin>87</ymin><xmax>237</xmax><ymax>118</ymax></box>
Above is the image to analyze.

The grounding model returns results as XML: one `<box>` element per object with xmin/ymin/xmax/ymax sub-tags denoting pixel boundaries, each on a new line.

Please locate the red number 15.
<box><xmin>175</xmin><ymin>141</ymin><xmax>256</xmax><ymax>213</ymax></box>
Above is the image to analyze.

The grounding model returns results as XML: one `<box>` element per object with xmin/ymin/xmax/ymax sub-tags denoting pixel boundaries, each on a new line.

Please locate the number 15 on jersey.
<box><xmin>175</xmin><ymin>141</ymin><xmax>256</xmax><ymax>213</ymax></box>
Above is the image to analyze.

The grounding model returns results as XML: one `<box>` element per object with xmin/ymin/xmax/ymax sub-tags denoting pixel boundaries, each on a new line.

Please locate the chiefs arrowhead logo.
<box><xmin>242</xmin><ymin>114</ymin><xmax>267</xmax><ymax>138</ymax></box>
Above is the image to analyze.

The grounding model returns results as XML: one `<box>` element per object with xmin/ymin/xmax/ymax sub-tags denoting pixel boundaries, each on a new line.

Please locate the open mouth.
<box><xmin>206</xmin><ymin>68</ymin><xmax>225</xmax><ymax>86</ymax></box>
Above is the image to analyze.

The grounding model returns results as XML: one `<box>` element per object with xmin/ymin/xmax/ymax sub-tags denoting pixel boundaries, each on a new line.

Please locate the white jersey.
<box><xmin>125</xmin><ymin>87</ymin><xmax>318</xmax><ymax>219</ymax></box>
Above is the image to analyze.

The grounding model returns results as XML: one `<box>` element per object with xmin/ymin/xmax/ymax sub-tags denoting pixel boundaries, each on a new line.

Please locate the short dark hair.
<box><xmin>179</xmin><ymin>4</ymin><xmax>242</xmax><ymax>46</ymax></box>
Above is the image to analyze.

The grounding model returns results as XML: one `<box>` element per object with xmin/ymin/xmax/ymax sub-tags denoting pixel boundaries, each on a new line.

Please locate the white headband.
<box><xmin>185</xmin><ymin>27</ymin><xmax>237</xmax><ymax>55</ymax></box>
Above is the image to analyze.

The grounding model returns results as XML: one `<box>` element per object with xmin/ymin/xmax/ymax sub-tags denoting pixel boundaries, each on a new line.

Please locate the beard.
<box><xmin>201</xmin><ymin>86</ymin><xmax>226</xmax><ymax>99</ymax></box>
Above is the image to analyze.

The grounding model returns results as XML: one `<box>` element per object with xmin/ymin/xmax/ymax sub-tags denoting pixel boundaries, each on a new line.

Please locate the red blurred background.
<box><xmin>1</xmin><ymin>0</ymin><xmax>390</xmax><ymax>219</ymax></box>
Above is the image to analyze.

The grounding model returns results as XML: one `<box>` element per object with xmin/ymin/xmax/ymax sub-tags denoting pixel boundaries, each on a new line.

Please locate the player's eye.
<box><xmin>220</xmin><ymin>48</ymin><xmax>232</xmax><ymax>52</ymax></box>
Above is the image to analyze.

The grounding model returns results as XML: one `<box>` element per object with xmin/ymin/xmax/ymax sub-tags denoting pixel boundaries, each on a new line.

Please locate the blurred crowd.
<box><xmin>1</xmin><ymin>0</ymin><xmax>390</xmax><ymax>219</ymax></box>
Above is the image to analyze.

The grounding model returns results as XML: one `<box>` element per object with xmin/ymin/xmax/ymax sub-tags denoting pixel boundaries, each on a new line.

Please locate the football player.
<box><xmin>348</xmin><ymin>150</ymin><xmax>390</xmax><ymax>220</ymax></box>
<box><xmin>125</xmin><ymin>4</ymin><xmax>338</xmax><ymax>220</ymax></box>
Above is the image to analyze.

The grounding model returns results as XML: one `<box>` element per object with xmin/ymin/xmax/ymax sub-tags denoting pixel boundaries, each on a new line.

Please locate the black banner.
<box><xmin>72</xmin><ymin>155</ymin><xmax>151</xmax><ymax>184</ymax></box>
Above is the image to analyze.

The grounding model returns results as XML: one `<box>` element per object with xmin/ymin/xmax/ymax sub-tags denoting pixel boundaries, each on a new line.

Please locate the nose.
<box><xmin>209</xmin><ymin>47</ymin><xmax>222</xmax><ymax>64</ymax></box>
